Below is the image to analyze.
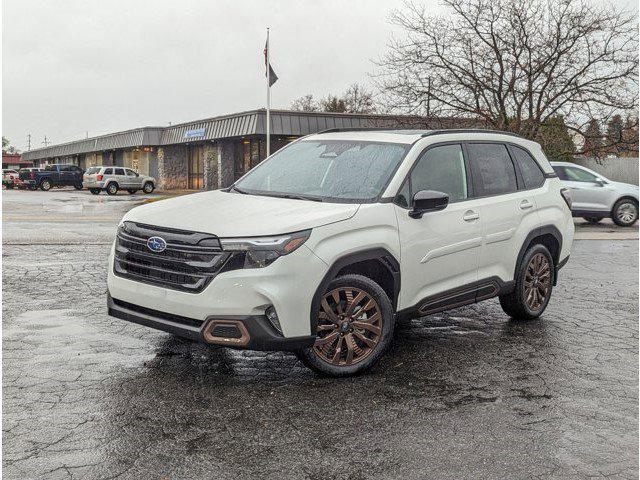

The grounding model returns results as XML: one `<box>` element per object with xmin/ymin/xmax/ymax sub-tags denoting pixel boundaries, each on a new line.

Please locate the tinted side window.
<box><xmin>125</xmin><ymin>169</ymin><xmax>139</xmax><ymax>177</ymax></box>
<box><xmin>563</xmin><ymin>166</ymin><xmax>598</xmax><ymax>182</ymax></box>
<box><xmin>396</xmin><ymin>144</ymin><xmax>468</xmax><ymax>207</ymax></box>
<box><xmin>467</xmin><ymin>143</ymin><xmax>517</xmax><ymax>196</ymax></box>
<box><xmin>60</xmin><ymin>165</ymin><xmax>71</xmax><ymax>171</ymax></box>
<box><xmin>512</xmin><ymin>146</ymin><xmax>544</xmax><ymax>189</ymax></box>
<box><xmin>103</xmin><ymin>168</ymin><xmax>114</xmax><ymax>175</ymax></box>
<box><xmin>114</xmin><ymin>168</ymin><xmax>125</xmax><ymax>175</ymax></box>
<box><xmin>552</xmin><ymin>166</ymin><xmax>568</xmax><ymax>180</ymax></box>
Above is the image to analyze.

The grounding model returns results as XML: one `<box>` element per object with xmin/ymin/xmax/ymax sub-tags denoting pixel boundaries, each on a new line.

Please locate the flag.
<box><xmin>264</xmin><ymin>38</ymin><xmax>278</xmax><ymax>87</ymax></box>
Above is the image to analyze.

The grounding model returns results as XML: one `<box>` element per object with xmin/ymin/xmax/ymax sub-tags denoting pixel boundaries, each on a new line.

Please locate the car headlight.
<box><xmin>219</xmin><ymin>230</ymin><xmax>311</xmax><ymax>269</ymax></box>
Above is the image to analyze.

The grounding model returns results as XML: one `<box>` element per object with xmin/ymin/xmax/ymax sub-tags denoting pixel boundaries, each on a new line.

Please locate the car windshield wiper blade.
<box><xmin>229</xmin><ymin>185</ymin><xmax>247</xmax><ymax>194</ymax></box>
<box><xmin>280</xmin><ymin>193</ymin><xmax>323</xmax><ymax>202</ymax></box>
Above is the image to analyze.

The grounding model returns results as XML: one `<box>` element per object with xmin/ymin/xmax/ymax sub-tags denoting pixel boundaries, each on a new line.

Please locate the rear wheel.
<box><xmin>142</xmin><ymin>181</ymin><xmax>154</xmax><ymax>194</ymax></box>
<box><xmin>296</xmin><ymin>274</ymin><xmax>395</xmax><ymax>377</ymax></box>
<box><xmin>74</xmin><ymin>184</ymin><xmax>83</xmax><ymax>190</ymax></box>
<box><xmin>612</xmin><ymin>199</ymin><xmax>638</xmax><ymax>227</ymax></box>
<box><xmin>499</xmin><ymin>244</ymin><xmax>553</xmax><ymax>320</ymax></box>
<box><xmin>40</xmin><ymin>180</ymin><xmax>51</xmax><ymax>191</ymax></box>
<box><xmin>106</xmin><ymin>183</ymin><xmax>118</xmax><ymax>195</ymax></box>
<box><xmin>583</xmin><ymin>217</ymin><xmax>602</xmax><ymax>224</ymax></box>
<box><xmin>89</xmin><ymin>188</ymin><xmax>101</xmax><ymax>195</ymax></box>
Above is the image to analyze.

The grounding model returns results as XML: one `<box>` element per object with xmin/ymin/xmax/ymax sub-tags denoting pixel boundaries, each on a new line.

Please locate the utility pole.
<box><xmin>27</xmin><ymin>133</ymin><xmax>31</xmax><ymax>151</ymax></box>
<box><xmin>86</xmin><ymin>131</ymin><xmax>88</xmax><ymax>139</ymax></box>
<box><xmin>42</xmin><ymin>136</ymin><xmax>50</xmax><ymax>147</ymax></box>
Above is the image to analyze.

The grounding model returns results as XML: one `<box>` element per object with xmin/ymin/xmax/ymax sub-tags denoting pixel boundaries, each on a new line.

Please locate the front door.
<box><xmin>557</xmin><ymin>165</ymin><xmax>612</xmax><ymax>212</ymax></box>
<box><xmin>395</xmin><ymin>143</ymin><xmax>482</xmax><ymax>311</ymax></box>
<box><xmin>188</xmin><ymin>145</ymin><xmax>204</xmax><ymax>189</ymax></box>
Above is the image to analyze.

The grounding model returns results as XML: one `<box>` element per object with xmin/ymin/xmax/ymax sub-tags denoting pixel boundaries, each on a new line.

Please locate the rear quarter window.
<box><xmin>511</xmin><ymin>146</ymin><xmax>545</xmax><ymax>189</ymax></box>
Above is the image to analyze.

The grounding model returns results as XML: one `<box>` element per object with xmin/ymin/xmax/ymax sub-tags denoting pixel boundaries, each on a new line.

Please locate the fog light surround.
<box><xmin>265</xmin><ymin>306</ymin><xmax>282</xmax><ymax>335</ymax></box>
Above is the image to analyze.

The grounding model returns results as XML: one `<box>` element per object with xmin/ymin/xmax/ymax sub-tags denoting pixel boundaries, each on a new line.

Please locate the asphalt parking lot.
<box><xmin>2</xmin><ymin>188</ymin><xmax>639</xmax><ymax>480</ymax></box>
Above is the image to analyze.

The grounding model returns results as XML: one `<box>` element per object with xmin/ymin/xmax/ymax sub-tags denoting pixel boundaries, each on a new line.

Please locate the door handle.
<box><xmin>463</xmin><ymin>210</ymin><xmax>480</xmax><ymax>221</ymax></box>
<box><xmin>519</xmin><ymin>199</ymin><xmax>534</xmax><ymax>210</ymax></box>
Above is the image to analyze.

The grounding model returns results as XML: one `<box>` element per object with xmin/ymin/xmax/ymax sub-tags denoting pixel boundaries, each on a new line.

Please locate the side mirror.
<box><xmin>409</xmin><ymin>190</ymin><xmax>449</xmax><ymax>219</ymax></box>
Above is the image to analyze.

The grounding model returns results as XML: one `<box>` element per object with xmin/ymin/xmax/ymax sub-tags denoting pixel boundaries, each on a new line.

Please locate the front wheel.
<box><xmin>296</xmin><ymin>274</ymin><xmax>395</xmax><ymax>377</ymax></box>
<box><xmin>612</xmin><ymin>199</ymin><xmax>638</xmax><ymax>227</ymax></box>
<box><xmin>499</xmin><ymin>244</ymin><xmax>553</xmax><ymax>320</ymax></box>
<box><xmin>142</xmin><ymin>182</ymin><xmax>154</xmax><ymax>194</ymax></box>
<box><xmin>40</xmin><ymin>180</ymin><xmax>52</xmax><ymax>191</ymax></box>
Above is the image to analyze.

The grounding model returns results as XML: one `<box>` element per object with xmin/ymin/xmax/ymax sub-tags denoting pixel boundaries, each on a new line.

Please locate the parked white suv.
<box><xmin>83</xmin><ymin>166</ymin><xmax>155</xmax><ymax>195</ymax></box>
<box><xmin>551</xmin><ymin>161</ymin><xmax>639</xmax><ymax>227</ymax></box>
<box><xmin>107</xmin><ymin>130</ymin><xmax>574</xmax><ymax>376</ymax></box>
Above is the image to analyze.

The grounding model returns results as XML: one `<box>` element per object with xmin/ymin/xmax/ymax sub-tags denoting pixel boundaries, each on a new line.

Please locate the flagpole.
<box><xmin>266</xmin><ymin>27</ymin><xmax>271</xmax><ymax>158</ymax></box>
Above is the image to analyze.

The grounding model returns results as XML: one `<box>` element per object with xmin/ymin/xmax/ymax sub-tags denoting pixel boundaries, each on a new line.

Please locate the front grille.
<box><xmin>114</xmin><ymin>222</ymin><xmax>230</xmax><ymax>293</ymax></box>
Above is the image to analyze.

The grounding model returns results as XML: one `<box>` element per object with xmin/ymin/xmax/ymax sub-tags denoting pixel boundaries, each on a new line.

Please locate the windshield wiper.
<box><xmin>280</xmin><ymin>193</ymin><xmax>323</xmax><ymax>202</ymax></box>
<box><xmin>229</xmin><ymin>185</ymin><xmax>247</xmax><ymax>194</ymax></box>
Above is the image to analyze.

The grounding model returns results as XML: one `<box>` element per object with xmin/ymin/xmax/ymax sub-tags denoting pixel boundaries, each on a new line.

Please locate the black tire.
<box><xmin>612</xmin><ymin>198</ymin><xmax>638</xmax><ymax>227</ymax></box>
<box><xmin>499</xmin><ymin>244</ymin><xmax>554</xmax><ymax>320</ymax></box>
<box><xmin>89</xmin><ymin>188</ymin><xmax>101</xmax><ymax>195</ymax></box>
<box><xmin>127</xmin><ymin>189</ymin><xmax>137</xmax><ymax>194</ymax></box>
<box><xmin>106</xmin><ymin>182</ymin><xmax>118</xmax><ymax>195</ymax></box>
<box><xmin>296</xmin><ymin>274</ymin><xmax>395</xmax><ymax>377</ymax></box>
<box><xmin>583</xmin><ymin>217</ymin><xmax>602</xmax><ymax>224</ymax></box>
<box><xmin>29</xmin><ymin>185</ymin><xmax>37</xmax><ymax>191</ymax></box>
<box><xmin>40</xmin><ymin>180</ymin><xmax>51</xmax><ymax>191</ymax></box>
<box><xmin>142</xmin><ymin>181</ymin><xmax>154</xmax><ymax>194</ymax></box>
<box><xmin>74</xmin><ymin>184</ymin><xmax>83</xmax><ymax>190</ymax></box>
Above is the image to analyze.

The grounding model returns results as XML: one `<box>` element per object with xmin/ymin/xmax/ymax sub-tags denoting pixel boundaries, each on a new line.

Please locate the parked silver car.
<box><xmin>551</xmin><ymin>161</ymin><xmax>639</xmax><ymax>226</ymax></box>
<box><xmin>83</xmin><ymin>166</ymin><xmax>156</xmax><ymax>195</ymax></box>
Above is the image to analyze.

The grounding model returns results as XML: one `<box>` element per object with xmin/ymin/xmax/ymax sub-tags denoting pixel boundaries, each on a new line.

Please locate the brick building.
<box><xmin>21</xmin><ymin>109</ymin><xmax>479</xmax><ymax>190</ymax></box>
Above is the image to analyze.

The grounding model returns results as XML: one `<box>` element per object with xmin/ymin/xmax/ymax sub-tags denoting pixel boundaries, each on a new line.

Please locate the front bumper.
<box><xmin>107</xmin><ymin>241</ymin><xmax>329</xmax><ymax>338</ymax></box>
<box><xmin>107</xmin><ymin>294</ymin><xmax>315</xmax><ymax>351</ymax></box>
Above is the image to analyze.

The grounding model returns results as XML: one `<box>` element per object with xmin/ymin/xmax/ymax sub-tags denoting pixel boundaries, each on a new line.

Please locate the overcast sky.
<box><xmin>2</xmin><ymin>0</ymin><xmax>638</xmax><ymax>152</ymax></box>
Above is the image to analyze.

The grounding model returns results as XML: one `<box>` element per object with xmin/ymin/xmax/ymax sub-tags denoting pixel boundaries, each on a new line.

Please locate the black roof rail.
<box><xmin>316</xmin><ymin>127</ymin><xmax>526</xmax><ymax>139</ymax></box>
<box><xmin>420</xmin><ymin>129</ymin><xmax>524</xmax><ymax>138</ymax></box>
<box><xmin>317</xmin><ymin>127</ymin><xmax>405</xmax><ymax>134</ymax></box>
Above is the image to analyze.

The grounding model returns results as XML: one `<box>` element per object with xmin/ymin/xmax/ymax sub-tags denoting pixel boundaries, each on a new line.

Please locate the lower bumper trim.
<box><xmin>107</xmin><ymin>294</ymin><xmax>316</xmax><ymax>352</ymax></box>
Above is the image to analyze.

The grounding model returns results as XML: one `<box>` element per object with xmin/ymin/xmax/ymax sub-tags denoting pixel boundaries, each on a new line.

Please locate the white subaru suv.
<box><xmin>107</xmin><ymin>129</ymin><xmax>574</xmax><ymax>376</ymax></box>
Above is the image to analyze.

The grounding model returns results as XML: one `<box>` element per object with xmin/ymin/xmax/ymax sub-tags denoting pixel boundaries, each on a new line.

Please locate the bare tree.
<box><xmin>290</xmin><ymin>94</ymin><xmax>319</xmax><ymax>112</ymax></box>
<box><xmin>342</xmin><ymin>83</ymin><xmax>377</xmax><ymax>114</ymax></box>
<box><xmin>290</xmin><ymin>84</ymin><xmax>378</xmax><ymax>114</ymax></box>
<box><xmin>374</xmin><ymin>0</ymin><xmax>638</xmax><ymax>150</ymax></box>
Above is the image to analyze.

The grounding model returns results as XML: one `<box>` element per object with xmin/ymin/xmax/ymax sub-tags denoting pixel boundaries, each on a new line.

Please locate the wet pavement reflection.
<box><xmin>3</xmin><ymin>240</ymin><xmax>638</xmax><ymax>479</ymax></box>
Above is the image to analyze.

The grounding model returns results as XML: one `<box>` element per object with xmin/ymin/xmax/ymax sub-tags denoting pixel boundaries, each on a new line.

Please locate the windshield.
<box><xmin>233</xmin><ymin>140</ymin><xmax>408</xmax><ymax>202</ymax></box>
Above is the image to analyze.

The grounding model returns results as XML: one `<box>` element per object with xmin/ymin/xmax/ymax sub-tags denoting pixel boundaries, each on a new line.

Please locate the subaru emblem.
<box><xmin>147</xmin><ymin>236</ymin><xmax>167</xmax><ymax>253</ymax></box>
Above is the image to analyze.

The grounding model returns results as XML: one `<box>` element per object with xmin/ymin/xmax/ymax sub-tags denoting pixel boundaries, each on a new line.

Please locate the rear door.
<box><xmin>466</xmin><ymin>142</ymin><xmax>541</xmax><ymax>283</ymax></box>
<box><xmin>114</xmin><ymin>167</ymin><xmax>127</xmax><ymax>187</ymax></box>
<box><xmin>103</xmin><ymin>167</ymin><xmax>114</xmax><ymax>186</ymax></box>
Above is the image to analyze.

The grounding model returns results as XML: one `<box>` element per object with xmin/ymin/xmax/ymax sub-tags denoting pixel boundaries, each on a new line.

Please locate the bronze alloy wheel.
<box><xmin>523</xmin><ymin>252</ymin><xmax>551</xmax><ymax>311</ymax></box>
<box><xmin>313</xmin><ymin>287</ymin><xmax>383</xmax><ymax>366</ymax></box>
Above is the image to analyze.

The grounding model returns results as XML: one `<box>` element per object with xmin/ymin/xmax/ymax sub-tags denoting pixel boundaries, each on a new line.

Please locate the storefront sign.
<box><xmin>184</xmin><ymin>128</ymin><xmax>206</xmax><ymax>139</ymax></box>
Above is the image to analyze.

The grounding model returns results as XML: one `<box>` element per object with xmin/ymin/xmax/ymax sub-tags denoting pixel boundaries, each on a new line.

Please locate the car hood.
<box><xmin>121</xmin><ymin>190</ymin><xmax>360</xmax><ymax>237</ymax></box>
<box><xmin>609</xmin><ymin>181</ymin><xmax>639</xmax><ymax>198</ymax></box>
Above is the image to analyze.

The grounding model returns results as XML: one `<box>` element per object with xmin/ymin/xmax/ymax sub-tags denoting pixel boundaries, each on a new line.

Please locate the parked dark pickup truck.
<box><xmin>20</xmin><ymin>164</ymin><xmax>84</xmax><ymax>191</ymax></box>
